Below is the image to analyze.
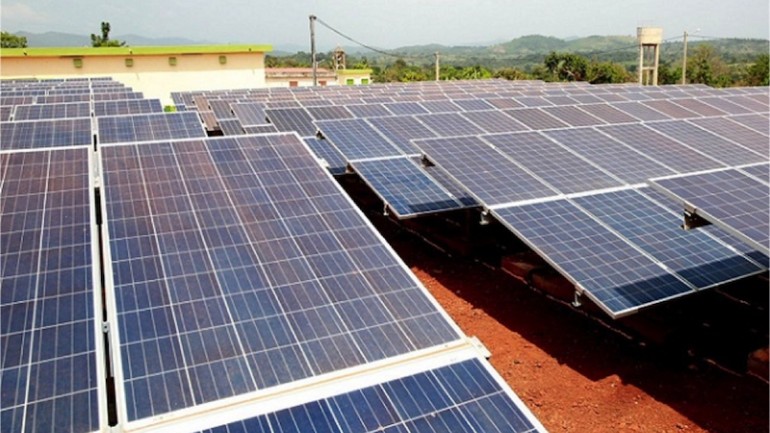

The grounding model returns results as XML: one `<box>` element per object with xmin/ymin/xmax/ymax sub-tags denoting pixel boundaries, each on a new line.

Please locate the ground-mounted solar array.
<box><xmin>174</xmin><ymin>78</ymin><xmax>768</xmax><ymax>319</ymax></box>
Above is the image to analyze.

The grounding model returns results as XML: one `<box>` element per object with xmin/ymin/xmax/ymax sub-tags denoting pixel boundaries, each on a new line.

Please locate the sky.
<box><xmin>2</xmin><ymin>0</ymin><xmax>769</xmax><ymax>49</ymax></box>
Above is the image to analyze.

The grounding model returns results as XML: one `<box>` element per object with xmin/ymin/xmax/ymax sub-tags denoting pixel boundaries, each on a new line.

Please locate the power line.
<box><xmin>314</xmin><ymin>17</ymin><xmax>432</xmax><ymax>61</ymax></box>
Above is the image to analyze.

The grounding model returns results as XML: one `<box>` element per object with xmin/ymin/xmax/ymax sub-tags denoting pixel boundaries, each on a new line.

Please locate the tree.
<box><xmin>745</xmin><ymin>54</ymin><xmax>769</xmax><ymax>86</ymax></box>
<box><xmin>687</xmin><ymin>44</ymin><xmax>730</xmax><ymax>87</ymax></box>
<box><xmin>586</xmin><ymin>61</ymin><xmax>632</xmax><ymax>84</ymax></box>
<box><xmin>91</xmin><ymin>21</ymin><xmax>126</xmax><ymax>47</ymax></box>
<box><xmin>543</xmin><ymin>52</ymin><xmax>589</xmax><ymax>81</ymax></box>
<box><xmin>493</xmin><ymin>68</ymin><xmax>530</xmax><ymax>81</ymax></box>
<box><xmin>1</xmin><ymin>31</ymin><xmax>27</xmax><ymax>48</ymax></box>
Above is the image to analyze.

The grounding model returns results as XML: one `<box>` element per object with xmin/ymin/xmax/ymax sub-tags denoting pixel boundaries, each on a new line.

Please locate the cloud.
<box><xmin>1</xmin><ymin>2</ymin><xmax>50</xmax><ymax>26</ymax></box>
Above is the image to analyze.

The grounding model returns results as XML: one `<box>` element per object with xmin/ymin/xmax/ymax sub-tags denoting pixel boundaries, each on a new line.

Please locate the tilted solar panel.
<box><xmin>1</xmin><ymin>118</ymin><xmax>93</xmax><ymax>150</ymax></box>
<box><xmin>97</xmin><ymin>112</ymin><xmax>206</xmax><ymax>144</ymax></box>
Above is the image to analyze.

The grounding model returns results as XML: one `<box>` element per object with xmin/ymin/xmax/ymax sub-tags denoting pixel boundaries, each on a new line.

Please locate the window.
<box><xmin>289</xmin><ymin>81</ymin><xmax>299</xmax><ymax>88</ymax></box>
<box><xmin>319</xmin><ymin>80</ymin><xmax>327</xmax><ymax>86</ymax></box>
<box><xmin>219</xmin><ymin>55</ymin><xmax>227</xmax><ymax>65</ymax></box>
<box><xmin>346</xmin><ymin>78</ymin><xmax>355</xmax><ymax>86</ymax></box>
<box><xmin>125</xmin><ymin>58</ymin><xmax>134</xmax><ymax>67</ymax></box>
<box><xmin>73</xmin><ymin>58</ymin><xmax>83</xmax><ymax>68</ymax></box>
<box><xmin>169</xmin><ymin>57</ymin><xmax>177</xmax><ymax>66</ymax></box>
<box><xmin>361</xmin><ymin>78</ymin><xmax>369</xmax><ymax>85</ymax></box>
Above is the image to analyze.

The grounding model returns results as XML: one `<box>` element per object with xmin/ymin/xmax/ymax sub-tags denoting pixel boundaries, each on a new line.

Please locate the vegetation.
<box><xmin>91</xmin><ymin>22</ymin><xmax>126</xmax><ymax>47</ymax></box>
<box><xmin>266</xmin><ymin>35</ymin><xmax>768</xmax><ymax>87</ymax></box>
<box><xmin>1</xmin><ymin>31</ymin><xmax>27</xmax><ymax>48</ymax></box>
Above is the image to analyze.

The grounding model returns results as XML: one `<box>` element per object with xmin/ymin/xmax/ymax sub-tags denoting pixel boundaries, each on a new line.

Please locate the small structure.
<box><xmin>637</xmin><ymin>27</ymin><xmax>663</xmax><ymax>85</ymax></box>
<box><xmin>265</xmin><ymin>67</ymin><xmax>372</xmax><ymax>88</ymax></box>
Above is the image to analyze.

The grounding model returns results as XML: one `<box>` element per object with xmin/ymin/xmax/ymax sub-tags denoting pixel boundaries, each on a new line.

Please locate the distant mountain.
<box><xmin>16</xmin><ymin>30</ymin><xmax>208</xmax><ymax>47</ymax></box>
<box><xmin>489</xmin><ymin>35</ymin><xmax>567</xmax><ymax>55</ymax></box>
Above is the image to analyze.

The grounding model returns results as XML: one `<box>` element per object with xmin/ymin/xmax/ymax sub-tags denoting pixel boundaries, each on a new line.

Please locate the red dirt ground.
<box><xmin>381</xmin><ymin>225</ymin><xmax>769</xmax><ymax>433</ymax></box>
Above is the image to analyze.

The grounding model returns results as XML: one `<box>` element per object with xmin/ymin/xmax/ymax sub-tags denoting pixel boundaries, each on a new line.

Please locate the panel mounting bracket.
<box><xmin>479</xmin><ymin>209</ymin><xmax>491</xmax><ymax>226</ymax></box>
<box><xmin>682</xmin><ymin>210</ymin><xmax>710</xmax><ymax>230</ymax></box>
<box><xmin>571</xmin><ymin>291</ymin><xmax>582</xmax><ymax>308</ymax></box>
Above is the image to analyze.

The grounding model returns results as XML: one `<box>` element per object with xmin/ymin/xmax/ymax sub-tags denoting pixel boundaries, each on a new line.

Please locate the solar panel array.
<box><xmin>2</xmin><ymin>77</ymin><xmax>548</xmax><ymax>433</ymax></box>
<box><xmin>1</xmin><ymin>147</ymin><xmax>105</xmax><ymax>433</ymax></box>
<box><xmin>176</xmin><ymin>79</ymin><xmax>767</xmax><ymax>318</ymax></box>
<box><xmin>651</xmin><ymin>163</ymin><xmax>770</xmax><ymax>256</ymax></box>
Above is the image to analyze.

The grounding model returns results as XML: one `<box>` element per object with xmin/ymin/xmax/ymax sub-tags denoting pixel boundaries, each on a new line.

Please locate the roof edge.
<box><xmin>1</xmin><ymin>45</ymin><xmax>273</xmax><ymax>58</ymax></box>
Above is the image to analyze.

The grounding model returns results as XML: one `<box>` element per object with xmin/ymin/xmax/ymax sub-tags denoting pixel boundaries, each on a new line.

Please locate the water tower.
<box><xmin>637</xmin><ymin>27</ymin><xmax>663</xmax><ymax>85</ymax></box>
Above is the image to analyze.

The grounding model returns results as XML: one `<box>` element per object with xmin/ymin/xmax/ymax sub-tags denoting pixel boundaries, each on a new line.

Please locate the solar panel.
<box><xmin>243</xmin><ymin>124</ymin><xmax>279</xmax><ymax>134</ymax></box>
<box><xmin>415</xmin><ymin>136</ymin><xmax>557</xmax><ymax>207</ymax></box>
<box><xmin>305</xmin><ymin>105</ymin><xmax>354</xmax><ymax>121</ymax></box>
<box><xmin>669</xmin><ymin>98</ymin><xmax>727</xmax><ymax>116</ymax></box>
<box><xmin>741</xmin><ymin>162</ymin><xmax>770</xmax><ymax>182</ymax></box>
<box><xmin>544</xmin><ymin>127</ymin><xmax>676</xmax><ymax>184</ymax></box>
<box><xmin>345</xmin><ymin>103</ymin><xmax>392</xmax><ymax>118</ymax></box>
<box><xmin>577</xmin><ymin>104</ymin><xmax>638</xmax><ymax>124</ymax></box>
<box><xmin>101</xmin><ymin>134</ymin><xmax>461</xmax><ymax>426</ymax></box>
<box><xmin>0</xmin><ymin>148</ymin><xmax>104</xmax><ymax>433</ymax></box>
<box><xmin>460</xmin><ymin>110</ymin><xmax>529</xmax><ymax>134</ymax></box>
<box><xmin>453</xmin><ymin>98</ymin><xmax>495</xmax><ymax>111</ymax></box>
<box><xmin>97</xmin><ymin>112</ymin><xmax>206</xmax><ymax>144</ymax></box>
<box><xmin>641</xmin><ymin>100</ymin><xmax>699</xmax><ymax>118</ymax></box>
<box><xmin>728</xmin><ymin>113</ymin><xmax>770</xmax><ymax>135</ymax></box>
<box><xmin>1</xmin><ymin>106</ymin><xmax>13</xmax><ymax>122</ymax></box>
<box><xmin>265</xmin><ymin>107</ymin><xmax>317</xmax><ymax>137</ymax></box>
<box><xmin>384</xmin><ymin>102</ymin><xmax>429</xmax><ymax>115</ymax></box>
<box><xmin>415</xmin><ymin>113</ymin><xmax>485</xmax><ymax>137</ymax></box>
<box><xmin>218</xmin><ymin>119</ymin><xmax>246</xmax><ymax>135</ymax></box>
<box><xmin>316</xmin><ymin>118</ymin><xmax>402</xmax><ymax>161</ymax></box>
<box><xmin>541</xmin><ymin>106</ymin><xmax>606</xmax><ymax>127</ymax></box>
<box><xmin>197</xmin><ymin>358</ymin><xmax>545</xmax><ymax>433</ymax></box>
<box><xmin>484</xmin><ymin>97</ymin><xmax>524</xmax><ymax>109</ymax></box>
<box><xmin>724</xmin><ymin>95</ymin><xmax>768</xmax><ymax>112</ymax></box>
<box><xmin>419</xmin><ymin>100</ymin><xmax>463</xmax><ymax>113</ymax></box>
<box><xmin>14</xmin><ymin>102</ymin><xmax>92</xmax><ymax>120</ymax></box>
<box><xmin>208</xmin><ymin>100</ymin><xmax>236</xmax><ymax>119</ymax></box>
<box><xmin>93</xmin><ymin>99</ymin><xmax>163</xmax><ymax>117</ymax></box>
<box><xmin>611</xmin><ymin>101</ymin><xmax>671</xmax><ymax>121</ymax></box>
<box><xmin>485</xmin><ymin>132</ymin><xmax>622</xmax><ymax>194</ymax></box>
<box><xmin>543</xmin><ymin>95</ymin><xmax>581</xmax><ymax>106</ymax></box>
<box><xmin>352</xmin><ymin>157</ymin><xmax>469</xmax><ymax>218</ymax></box>
<box><xmin>303</xmin><ymin>137</ymin><xmax>348</xmax><ymax>175</ymax></box>
<box><xmin>646</xmin><ymin>120</ymin><xmax>766</xmax><ymax>165</ymax></box>
<box><xmin>573</xmin><ymin>188</ymin><xmax>764</xmax><ymax>288</ymax></box>
<box><xmin>493</xmin><ymin>199</ymin><xmax>692</xmax><ymax>317</ymax></box>
<box><xmin>687</xmin><ymin>117</ymin><xmax>770</xmax><ymax>158</ymax></box>
<box><xmin>598</xmin><ymin>124</ymin><xmax>725</xmax><ymax>173</ymax></box>
<box><xmin>366</xmin><ymin>115</ymin><xmax>438</xmax><ymax>154</ymax></box>
<box><xmin>503</xmin><ymin>108</ymin><xmax>570</xmax><ymax>130</ymax></box>
<box><xmin>650</xmin><ymin>165</ymin><xmax>770</xmax><ymax>255</ymax></box>
<box><xmin>698</xmin><ymin>96</ymin><xmax>753</xmax><ymax>114</ymax></box>
<box><xmin>514</xmin><ymin>96</ymin><xmax>552</xmax><ymax>107</ymax></box>
<box><xmin>1</xmin><ymin>118</ymin><xmax>93</xmax><ymax>150</ymax></box>
<box><xmin>231</xmin><ymin>102</ymin><xmax>268</xmax><ymax>126</ymax></box>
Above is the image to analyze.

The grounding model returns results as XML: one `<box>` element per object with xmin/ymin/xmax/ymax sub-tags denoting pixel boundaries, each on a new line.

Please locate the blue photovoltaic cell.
<box><xmin>345</xmin><ymin>104</ymin><xmax>392</xmax><ymax>118</ymax></box>
<box><xmin>384</xmin><ymin>102</ymin><xmax>429</xmax><ymax>116</ymax></box>
<box><xmin>418</xmin><ymin>100</ymin><xmax>463</xmax><ymax>113</ymax></box>
<box><xmin>352</xmin><ymin>157</ymin><xmax>465</xmax><ymax>217</ymax></box>
<box><xmin>97</xmin><ymin>112</ymin><xmax>206</xmax><ymax>144</ymax></box>
<box><xmin>641</xmin><ymin>100</ymin><xmax>699</xmax><ymax>119</ymax></box>
<box><xmin>669</xmin><ymin>98</ymin><xmax>726</xmax><ymax>117</ymax></box>
<box><xmin>574</xmin><ymin>189</ymin><xmax>764</xmax><ymax>289</ymax></box>
<box><xmin>415</xmin><ymin>136</ymin><xmax>557</xmax><ymax>207</ymax></box>
<box><xmin>687</xmin><ymin>117</ymin><xmax>770</xmax><ymax>158</ymax></box>
<box><xmin>726</xmin><ymin>114</ymin><xmax>770</xmax><ymax>135</ymax></box>
<box><xmin>453</xmin><ymin>98</ymin><xmax>495</xmax><ymax>111</ymax></box>
<box><xmin>101</xmin><ymin>134</ymin><xmax>460</xmax><ymax>424</ymax></box>
<box><xmin>651</xmin><ymin>167</ymin><xmax>770</xmax><ymax>255</ymax></box>
<box><xmin>303</xmin><ymin>137</ymin><xmax>348</xmax><ymax>175</ymax></box>
<box><xmin>415</xmin><ymin>113</ymin><xmax>485</xmax><ymax>137</ymax></box>
<box><xmin>460</xmin><ymin>110</ymin><xmax>529</xmax><ymax>134</ymax></box>
<box><xmin>502</xmin><ymin>108</ymin><xmax>569</xmax><ymax>130</ymax></box>
<box><xmin>485</xmin><ymin>132</ymin><xmax>622</xmax><ymax>194</ymax></box>
<box><xmin>484</xmin><ymin>98</ymin><xmax>524</xmax><ymax>109</ymax></box>
<box><xmin>218</xmin><ymin>119</ymin><xmax>246</xmax><ymax>136</ymax></box>
<box><xmin>0</xmin><ymin>148</ymin><xmax>101</xmax><ymax>433</ymax></box>
<box><xmin>244</xmin><ymin>125</ymin><xmax>279</xmax><ymax>134</ymax></box>
<box><xmin>13</xmin><ymin>102</ymin><xmax>92</xmax><ymax>120</ymax></box>
<box><xmin>422</xmin><ymin>163</ymin><xmax>479</xmax><ymax>207</ymax></box>
<box><xmin>698</xmin><ymin>97</ymin><xmax>753</xmax><ymax>115</ymax></box>
<box><xmin>197</xmin><ymin>358</ymin><xmax>543</xmax><ymax>433</ymax></box>
<box><xmin>598</xmin><ymin>123</ymin><xmax>725</xmax><ymax>173</ymax></box>
<box><xmin>305</xmin><ymin>105</ymin><xmax>354</xmax><ymax>121</ymax></box>
<box><xmin>366</xmin><ymin>116</ymin><xmax>437</xmax><ymax>154</ymax></box>
<box><xmin>209</xmin><ymin>100</ymin><xmax>236</xmax><ymax>120</ymax></box>
<box><xmin>544</xmin><ymin>128</ymin><xmax>676</xmax><ymax>184</ymax></box>
<box><xmin>741</xmin><ymin>162</ymin><xmax>769</xmax><ymax>183</ymax></box>
<box><xmin>540</xmin><ymin>106</ymin><xmax>605</xmax><ymax>127</ymax></box>
<box><xmin>264</xmin><ymin>108</ymin><xmax>317</xmax><ymax>137</ymax></box>
<box><xmin>231</xmin><ymin>102</ymin><xmax>268</xmax><ymax>126</ymax></box>
<box><xmin>725</xmin><ymin>95</ymin><xmax>768</xmax><ymax>112</ymax></box>
<box><xmin>645</xmin><ymin>120</ymin><xmax>765</xmax><ymax>166</ymax></box>
<box><xmin>93</xmin><ymin>99</ymin><xmax>163</xmax><ymax>117</ymax></box>
<box><xmin>493</xmin><ymin>200</ymin><xmax>693</xmax><ymax>316</ymax></box>
<box><xmin>316</xmin><ymin>118</ymin><xmax>402</xmax><ymax>160</ymax></box>
<box><xmin>0</xmin><ymin>118</ymin><xmax>93</xmax><ymax>150</ymax></box>
<box><xmin>576</xmin><ymin>104</ymin><xmax>638</xmax><ymax>124</ymax></box>
<box><xmin>611</xmin><ymin>101</ymin><xmax>671</xmax><ymax>121</ymax></box>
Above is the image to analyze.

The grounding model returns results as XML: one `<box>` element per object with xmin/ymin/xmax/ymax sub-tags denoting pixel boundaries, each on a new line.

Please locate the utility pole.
<box><xmin>682</xmin><ymin>30</ymin><xmax>688</xmax><ymax>85</ymax></box>
<box><xmin>435</xmin><ymin>52</ymin><xmax>440</xmax><ymax>81</ymax></box>
<box><xmin>309</xmin><ymin>15</ymin><xmax>317</xmax><ymax>87</ymax></box>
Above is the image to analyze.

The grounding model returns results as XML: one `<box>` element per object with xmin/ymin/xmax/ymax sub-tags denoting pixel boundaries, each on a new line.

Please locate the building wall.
<box><xmin>1</xmin><ymin>52</ymin><xmax>266</xmax><ymax>105</ymax></box>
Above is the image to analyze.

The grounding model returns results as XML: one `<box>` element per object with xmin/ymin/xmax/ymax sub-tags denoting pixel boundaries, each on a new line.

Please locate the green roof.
<box><xmin>1</xmin><ymin>45</ymin><xmax>272</xmax><ymax>58</ymax></box>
